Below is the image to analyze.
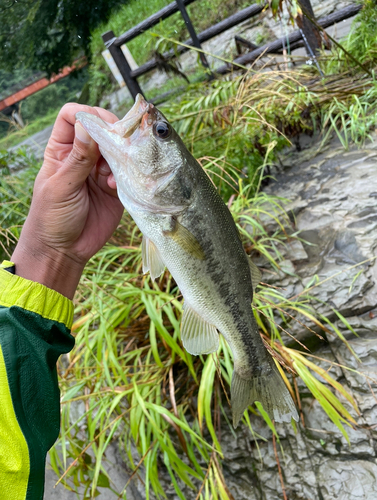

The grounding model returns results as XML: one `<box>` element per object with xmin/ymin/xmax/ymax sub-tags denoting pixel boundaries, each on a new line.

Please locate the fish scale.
<box><xmin>76</xmin><ymin>94</ymin><xmax>299</xmax><ymax>427</ymax></box>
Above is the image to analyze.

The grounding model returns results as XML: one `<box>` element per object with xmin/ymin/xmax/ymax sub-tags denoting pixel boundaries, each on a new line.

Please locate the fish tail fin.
<box><xmin>231</xmin><ymin>363</ymin><xmax>299</xmax><ymax>428</ymax></box>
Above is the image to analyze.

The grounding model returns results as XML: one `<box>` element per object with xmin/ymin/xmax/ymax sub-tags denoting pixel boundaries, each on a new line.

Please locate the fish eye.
<box><xmin>153</xmin><ymin>121</ymin><xmax>171</xmax><ymax>140</ymax></box>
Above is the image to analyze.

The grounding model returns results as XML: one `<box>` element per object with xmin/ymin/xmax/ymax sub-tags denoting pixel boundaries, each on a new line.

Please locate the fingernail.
<box><xmin>75</xmin><ymin>122</ymin><xmax>92</xmax><ymax>144</ymax></box>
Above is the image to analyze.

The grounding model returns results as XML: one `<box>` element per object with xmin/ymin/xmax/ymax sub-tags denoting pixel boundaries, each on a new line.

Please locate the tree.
<box><xmin>0</xmin><ymin>0</ymin><xmax>126</xmax><ymax>75</ymax></box>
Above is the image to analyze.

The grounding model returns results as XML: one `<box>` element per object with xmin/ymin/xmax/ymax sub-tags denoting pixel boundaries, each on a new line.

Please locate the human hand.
<box><xmin>11</xmin><ymin>103</ymin><xmax>124</xmax><ymax>299</ymax></box>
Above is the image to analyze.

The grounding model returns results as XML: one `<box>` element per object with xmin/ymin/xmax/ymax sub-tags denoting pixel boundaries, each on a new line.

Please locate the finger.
<box><xmin>107</xmin><ymin>173</ymin><xmax>117</xmax><ymax>191</ymax></box>
<box><xmin>57</xmin><ymin>122</ymin><xmax>101</xmax><ymax>189</ymax></box>
<box><xmin>95</xmin><ymin>157</ymin><xmax>117</xmax><ymax>193</ymax></box>
<box><xmin>45</xmin><ymin>103</ymin><xmax>119</xmax><ymax>162</ymax></box>
<box><xmin>96</xmin><ymin>160</ymin><xmax>117</xmax><ymax>192</ymax></box>
<box><xmin>97</xmin><ymin>157</ymin><xmax>111</xmax><ymax>176</ymax></box>
<box><xmin>91</xmin><ymin>165</ymin><xmax>118</xmax><ymax>198</ymax></box>
<box><xmin>54</xmin><ymin>103</ymin><xmax>119</xmax><ymax>145</ymax></box>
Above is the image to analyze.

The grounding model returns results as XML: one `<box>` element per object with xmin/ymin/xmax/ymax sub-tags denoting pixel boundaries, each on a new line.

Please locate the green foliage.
<box><xmin>0</xmin><ymin>68</ymin><xmax>41</xmax><ymax>100</ymax></box>
<box><xmin>21</xmin><ymin>86</ymin><xmax>67</xmax><ymax>123</ymax></box>
<box><xmin>157</xmin><ymin>54</ymin><xmax>377</xmax><ymax>201</ymax></box>
<box><xmin>21</xmin><ymin>68</ymin><xmax>88</xmax><ymax>123</ymax></box>
<box><xmin>321</xmin><ymin>89</ymin><xmax>377</xmax><ymax>149</ymax></box>
<box><xmin>21</xmin><ymin>69</ymin><xmax>88</xmax><ymax>123</ymax></box>
<box><xmin>267</xmin><ymin>0</ymin><xmax>300</xmax><ymax>20</ymax></box>
<box><xmin>0</xmin><ymin>109</ymin><xmax>59</xmax><ymax>149</ymax></box>
<box><xmin>0</xmin><ymin>0</ymin><xmax>126</xmax><ymax>75</ymax></box>
<box><xmin>321</xmin><ymin>0</ymin><xmax>377</xmax><ymax>73</ymax></box>
<box><xmin>0</xmin><ymin>155</ymin><xmax>38</xmax><ymax>260</ymax></box>
<box><xmin>0</xmin><ymin>68</ymin><xmax>39</xmax><ymax>137</ymax></box>
<box><xmin>159</xmin><ymin>70</ymin><xmax>314</xmax><ymax>198</ymax></box>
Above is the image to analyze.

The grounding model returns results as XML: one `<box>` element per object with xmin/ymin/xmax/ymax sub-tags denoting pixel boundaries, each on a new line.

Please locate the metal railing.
<box><xmin>102</xmin><ymin>1</ymin><xmax>264</xmax><ymax>98</ymax></box>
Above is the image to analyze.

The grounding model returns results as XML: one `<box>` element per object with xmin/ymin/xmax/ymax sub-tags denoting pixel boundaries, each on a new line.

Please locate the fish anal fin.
<box><xmin>247</xmin><ymin>257</ymin><xmax>262</xmax><ymax>294</ymax></box>
<box><xmin>181</xmin><ymin>303</ymin><xmax>219</xmax><ymax>355</ymax></box>
<box><xmin>142</xmin><ymin>236</ymin><xmax>165</xmax><ymax>281</ymax></box>
<box><xmin>164</xmin><ymin>220</ymin><xmax>205</xmax><ymax>260</ymax></box>
<box><xmin>231</xmin><ymin>363</ymin><xmax>299</xmax><ymax>428</ymax></box>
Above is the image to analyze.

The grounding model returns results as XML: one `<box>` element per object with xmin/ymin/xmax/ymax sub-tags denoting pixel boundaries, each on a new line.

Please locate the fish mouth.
<box><xmin>75</xmin><ymin>94</ymin><xmax>154</xmax><ymax>150</ymax></box>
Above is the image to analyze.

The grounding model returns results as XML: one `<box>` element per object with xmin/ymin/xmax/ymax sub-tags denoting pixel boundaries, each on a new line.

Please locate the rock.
<box><xmin>318</xmin><ymin>460</ymin><xmax>377</xmax><ymax>500</ymax></box>
<box><xmin>246</xmin><ymin>133</ymin><xmax>377</xmax><ymax>500</ymax></box>
<box><xmin>284</xmin><ymin>239</ymin><xmax>309</xmax><ymax>262</ymax></box>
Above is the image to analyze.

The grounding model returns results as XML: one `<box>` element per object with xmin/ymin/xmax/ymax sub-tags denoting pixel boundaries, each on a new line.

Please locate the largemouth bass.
<box><xmin>76</xmin><ymin>95</ymin><xmax>298</xmax><ymax>427</ymax></box>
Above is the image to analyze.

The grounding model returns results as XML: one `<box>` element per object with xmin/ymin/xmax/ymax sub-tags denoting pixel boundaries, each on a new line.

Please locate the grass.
<box><xmin>321</xmin><ymin>91</ymin><xmax>377</xmax><ymax>150</ymax></box>
<box><xmin>0</xmin><ymin>153</ymin><xmax>38</xmax><ymax>260</ymax></box>
<box><xmin>320</xmin><ymin>0</ymin><xmax>377</xmax><ymax>73</ymax></box>
<box><xmin>157</xmin><ymin>64</ymin><xmax>377</xmax><ymax>201</ymax></box>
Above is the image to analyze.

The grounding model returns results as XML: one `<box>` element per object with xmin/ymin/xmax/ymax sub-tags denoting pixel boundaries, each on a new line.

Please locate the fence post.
<box><xmin>102</xmin><ymin>30</ymin><xmax>144</xmax><ymax>100</ymax></box>
<box><xmin>175</xmin><ymin>0</ymin><xmax>212</xmax><ymax>75</ymax></box>
<box><xmin>296</xmin><ymin>0</ymin><xmax>322</xmax><ymax>55</ymax></box>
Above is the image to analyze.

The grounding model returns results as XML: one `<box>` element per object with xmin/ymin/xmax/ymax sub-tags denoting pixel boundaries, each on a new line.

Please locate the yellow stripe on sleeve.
<box><xmin>0</xmin><ymin>345</ymin><xmax>30</xmax><ymax>500</ymax></box>
<box><xmin>0</xmin><ymin>267</ymin><xmax>73</xmax><ymax>329</ymax></box>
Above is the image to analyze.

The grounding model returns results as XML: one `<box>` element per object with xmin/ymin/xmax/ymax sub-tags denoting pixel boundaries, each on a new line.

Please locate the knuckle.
<box><xmin>56</xmin><ymin>102</ymin><xmax>78</xmax><ymax>121</ymax></box>
<box><xmin>60</xmin><ymin>102</ymin><xmax>79</xmax><ymax>114</ymax></box>
<box><xmin>69</xmin><ymin>146</ymin><xmax>89</xmax><ymax>165</ymax></box>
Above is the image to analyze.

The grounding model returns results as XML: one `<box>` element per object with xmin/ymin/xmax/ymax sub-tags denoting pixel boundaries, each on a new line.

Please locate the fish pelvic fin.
<box><xmin>181</xmin><ymin>303</ymin><xmax>219</xmax><ymax>355</ymax></box>
<box><xmin>231</xmin><ymin>363</ymin><xmax>299</xmax><ymax>428</ymax></box>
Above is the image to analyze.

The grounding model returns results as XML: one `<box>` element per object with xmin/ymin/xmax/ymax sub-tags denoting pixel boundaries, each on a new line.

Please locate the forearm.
<box><xmin>11</xmin><ymin>237</ymin><xmax>84</xmax><ymax>300</ymax></box>
<box><xmin>0</xmin><ymin>264</ymin><xmax>75</xmax><ymax>500</ymax></box>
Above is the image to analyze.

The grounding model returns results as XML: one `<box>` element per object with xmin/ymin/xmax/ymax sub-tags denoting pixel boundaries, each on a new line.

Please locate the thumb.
<box><xmin>61</xmin><ymin>122</ymin><xmax>100</xmax><ymax>189</ymax></box>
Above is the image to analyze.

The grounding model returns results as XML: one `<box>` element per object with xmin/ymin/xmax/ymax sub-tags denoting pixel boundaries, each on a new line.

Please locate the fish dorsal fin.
<box><xmin>164</xmin><ymin>220</ymin><xmax>205</xmax><ymax>260</ymax></box>
<box><xmin>142</xmin><ymin>236</ymin><xmax>165</xmax><ymax>281</ymax></box>
<box><xmin>248</xmin><ymin>257</ymin><xmax>262</xmax><ymax>293</ymax></box>
<box><xmin>181</xmin><ymin>303</ymin><xmax>219</xmax><ymax>355</ymax></box>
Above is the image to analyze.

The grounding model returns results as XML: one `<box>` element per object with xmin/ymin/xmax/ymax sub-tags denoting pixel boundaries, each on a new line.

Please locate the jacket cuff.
<box><xmin>0</xmin><ymin>264</ymin><xmax>74</xmax><ymax>330</ymax></box>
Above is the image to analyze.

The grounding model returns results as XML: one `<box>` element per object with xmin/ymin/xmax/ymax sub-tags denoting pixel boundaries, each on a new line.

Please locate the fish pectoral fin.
<box><xmin>164</xmin><ymin>219</ymin><xmax>205</xmax><ymax>260</ymax></box>
<box><xmin>181</xmin><ymin>303</ymin><xmax>219</xmax><ymax>355</ymax></box>
<box><xmin>248</xmin><ymin>257</ymin><xmax>262</xmax><ymax>294</ymax></box>
<box><xmin>142</xmin><ymin>236</ymin><xmax>165</xmax><ymax>281</ymax></box>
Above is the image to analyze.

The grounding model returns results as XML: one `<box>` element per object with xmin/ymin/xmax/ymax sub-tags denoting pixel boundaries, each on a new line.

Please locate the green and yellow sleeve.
<box><xmin>0</xmin><ymin>261</ymin><xmax>75</xmax><ymax>500</ymax></box>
